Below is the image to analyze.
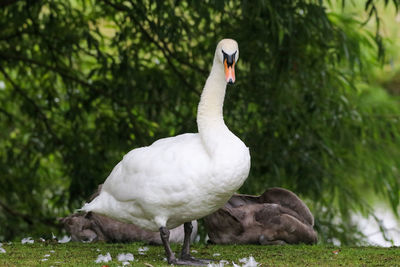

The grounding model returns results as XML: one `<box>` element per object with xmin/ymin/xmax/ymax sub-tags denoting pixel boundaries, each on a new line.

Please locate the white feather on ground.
<box><xmin>117</xmin><ymin>252</ymin><xmax>134</xmax><ymax>262</ymax></box>
<box><xmin>94</xmin><ymin>252</ymin><xmax>112</xmax><ymax>263</ymax></box>
<box><xmin>21</xmin><ymin>237</ymin><xmax>34</xmax><ymax>244</ymax></box>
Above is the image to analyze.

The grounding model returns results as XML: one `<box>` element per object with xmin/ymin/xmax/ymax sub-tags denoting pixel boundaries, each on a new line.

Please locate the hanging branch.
<box><xmin>0</xmin><ymin>0</ymin><xmax>18</xmax><ymax>8</ymax></box>
<box><xmin>0</xmin><ymin>65</ymin><xmax>62</xmax><ymax>145</ymax></box>
<box><xmin>101</xmin><ymin>0</ymin><xmax>202</xmax><ymax>96</ymax></box>
<box><xmin>0</xmin><ymin>199</ymin><xmax>33</xmax><ymax>225</ymax></box>
<box><xmin>0</xmin><ymin>52</ymin><xmax>152</xmax><ymax>145</ymax></box>
<box><xmin>0</xmin><ymin>199</ymin><xmax>62</xmax><ymax>228</ymax></box>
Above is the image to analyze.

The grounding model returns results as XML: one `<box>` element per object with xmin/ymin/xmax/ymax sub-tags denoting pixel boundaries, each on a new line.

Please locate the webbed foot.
<box><xmin>172</xmin><ymin>255</ymin><xmax>212</xmax><ymax>266</ymax></box>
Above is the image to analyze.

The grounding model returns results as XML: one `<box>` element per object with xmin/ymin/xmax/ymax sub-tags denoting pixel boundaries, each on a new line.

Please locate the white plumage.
<box><xmin>81</xmin><ymin>39</ymin><xmax>250</xmax><ymax>265</ymax></box>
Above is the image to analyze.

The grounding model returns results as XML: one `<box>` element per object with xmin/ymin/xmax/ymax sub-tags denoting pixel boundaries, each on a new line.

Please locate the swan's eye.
<box><xmin>221</xmin><ymin>50</ymin><xmax>227</xmax><ymax>63</ymax></box>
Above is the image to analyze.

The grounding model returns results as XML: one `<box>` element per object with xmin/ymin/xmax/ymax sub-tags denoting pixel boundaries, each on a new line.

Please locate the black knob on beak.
<box><xmin>223</xmin><ymin>50</ymin><xmax>236</xmax><ymax>67</ymax></box>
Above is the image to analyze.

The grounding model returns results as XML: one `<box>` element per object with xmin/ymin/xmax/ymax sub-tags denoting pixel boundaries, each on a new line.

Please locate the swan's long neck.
<box><xmin>197</xmin><ymin>57</ymin><xmax>231</xmax><ymax>154</ymax></box>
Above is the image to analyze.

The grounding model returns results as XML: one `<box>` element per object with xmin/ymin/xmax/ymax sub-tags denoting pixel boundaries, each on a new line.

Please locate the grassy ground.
<box><xmin>1</xmin><ymin>241</ymin><xmax>400</xmax><ymax>266</ymax></box>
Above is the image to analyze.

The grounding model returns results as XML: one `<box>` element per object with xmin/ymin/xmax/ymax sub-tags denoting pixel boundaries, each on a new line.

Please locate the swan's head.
<box><xmin>216</xmin><ymin>39</ymin><xmax>239</xmax><ymax>84</ymax></box>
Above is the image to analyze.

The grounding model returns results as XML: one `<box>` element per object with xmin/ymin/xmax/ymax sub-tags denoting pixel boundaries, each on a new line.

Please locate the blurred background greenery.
<box><xmin>0</xmin><ymin>0</ymin><xmax>399</xmax><ymax>245</ymax></box>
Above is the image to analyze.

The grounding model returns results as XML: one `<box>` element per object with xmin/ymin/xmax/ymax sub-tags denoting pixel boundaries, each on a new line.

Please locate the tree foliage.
<box><xmin>0</xmin><ymin>0</ymin><xmax>399</xmax><ymax>244</ymax></box>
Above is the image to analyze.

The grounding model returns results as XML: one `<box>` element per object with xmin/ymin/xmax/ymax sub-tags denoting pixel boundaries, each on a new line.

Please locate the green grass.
<box><xmin>1</xmin><ymin>241</ymin><xmax>400</xmax><ymax>266</ymax></box>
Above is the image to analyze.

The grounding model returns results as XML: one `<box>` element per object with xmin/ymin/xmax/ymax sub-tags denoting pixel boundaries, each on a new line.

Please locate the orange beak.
<box><xmin>224</xmin><ymin>59</ymin><xmax>235</xmax><ymax>84</ymax></box>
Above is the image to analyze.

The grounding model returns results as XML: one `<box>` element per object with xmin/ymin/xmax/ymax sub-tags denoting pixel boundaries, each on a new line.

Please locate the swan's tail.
<box><xmin>79</xmin><ymin>200</ymin><xmax>97</xmax><ymax>213</ymax></box>
<box><xmin>78</xmin><ymin>191</ymin><xmax>138</xmax><ymax>225</ymax></box>
<box><xmin>78</xmin><ymin>192</ymin><xmax>108</xmax><ymax>213</ymax></box>
<box><xmin>79</xmin><ymin>202</ymin><xmax>93</xmax><ymax>212</ymax></box>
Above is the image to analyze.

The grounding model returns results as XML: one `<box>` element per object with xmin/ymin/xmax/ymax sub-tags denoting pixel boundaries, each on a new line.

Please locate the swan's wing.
<box><xmin>204</xmin><ymin>207</ymin><xmax>244</xmax><ymax>244</ymax></box>
<box><xmin>260</xmin><ymin>187</ymin><xmax>314</xmax><ymax>226</ymax></box>
<box><xmin>256</xmin><ymin>210</ymin><xmax>318</xmax><ymax>245</ymax></box>
<box><xmin>102</xmin><ymin>133</ymin><xmax>210</xmax><ymax>203</ymax></box>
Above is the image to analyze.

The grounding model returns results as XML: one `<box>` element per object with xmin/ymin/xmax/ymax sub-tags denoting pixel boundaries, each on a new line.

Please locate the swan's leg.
<box><xmin>160</xmin><ymin>224</ymin><xmax>210</xmax><ymax>266</ymax></box>
<box><xmin>178</xmin><ymin>222</ymin><xmax>211</xmax><ymax>265</ymax></box>
<box><xmin>159</xmin><ymin>227</ymin><xmax>177</xmax><ymax>264</ymax></box>
<box><xmin>180</xmin><ymin>221</ymin><xmax>193</xmax><ymax>259</ymax></box>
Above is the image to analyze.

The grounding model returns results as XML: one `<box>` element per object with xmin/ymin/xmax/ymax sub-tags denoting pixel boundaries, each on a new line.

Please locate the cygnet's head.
<box><xmin>215</xmin><ymin>39</ymin><xmax>239</xmax><ymax>84</ymax></box>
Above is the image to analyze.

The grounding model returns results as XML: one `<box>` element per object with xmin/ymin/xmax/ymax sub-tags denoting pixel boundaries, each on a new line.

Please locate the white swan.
<box><xmin>81</xmin><ymin>39</ymin><xmax>250</xmax><ymax>265</ymax></box>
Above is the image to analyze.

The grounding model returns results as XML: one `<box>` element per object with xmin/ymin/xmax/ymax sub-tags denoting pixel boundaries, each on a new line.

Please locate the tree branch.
<box><xmin>0</xmin><ymin>53</ymin><xmax>153</xmax><ymax>145</ymax></box>
<box><xmin>0</xmin><ymin>107</ymin><xmax>16</xmax><ymax>122</ymax></box>
<box><xmin>0</xmin><ymin>65</ymin><xmax>61</xmax><ymax>144</ymax></box>
<box><xmin>101</xmin><ymin>0</ymin><xmax>201</xmax><ymax>96</ymax></box>
<box><xmin>130</xmin><ymin>0</ymin><xmax>208</xmax><ymax>75</ymax></box>
<box><xmin>0</xmin><ymin>199</ymin><xmax>33</xmax><ymax>225</ymax></box>
<box><xmin>0</xmin><ymin>52</ymin><xmax>112</xmax><ymax>99</ymax></box>
<box><xmin>0</xmin><ymin>0</ymin><xmax>18</xmax><ymax>8</ymax></box>
<box><xmin>0</xmin><ymin>29</ymin><xmax>27</xmax><ymax>41</ymax></box>
<box><xmin>0</xmin><ymin>199</ymin><xmax>62</xmax><ymax>228</ymax></box>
